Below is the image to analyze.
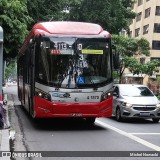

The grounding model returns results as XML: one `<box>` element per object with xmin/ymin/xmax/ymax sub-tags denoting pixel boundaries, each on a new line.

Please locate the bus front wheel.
<box><xmin>85</xmin><ymin>117</ymin><xmax>96</xmax><ymax>125</ymax></box>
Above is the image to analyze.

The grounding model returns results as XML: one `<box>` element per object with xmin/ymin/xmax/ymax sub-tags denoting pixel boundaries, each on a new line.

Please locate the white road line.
<box><xmin>96</xmin><ymin>120</ymin><xmax>160</xmax><ymax>151</ymax></box>
<box><xmin>129</xmin><ymin>133</ymin><xmax>160</xmax><ymax>135</ymax></box>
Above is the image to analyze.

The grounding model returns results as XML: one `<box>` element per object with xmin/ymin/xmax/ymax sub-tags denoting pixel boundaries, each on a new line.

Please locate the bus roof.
<box><xmin>19</xmin><ymin>21</ymin><xmax>111</xmax><ymax>54</ymax></box>
<box><xmin>33</xmin><ymin>21</ymin><xmax>108</xmax><ymax>35</ymax></box>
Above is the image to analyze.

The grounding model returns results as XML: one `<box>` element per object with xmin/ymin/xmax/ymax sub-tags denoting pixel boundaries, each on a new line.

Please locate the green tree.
<box><xmin>4</xmin><ymin>59</ymin><xmax>17</xmax><ymax>81</ymax></box>
<box><xmin>128</xmin><ymin>59</ymin><xmax>160</xmax><ymax>77</ymax></box>
<box><xmin>64</xmin><ymin>0</ymin><xmax>136</xmax><ymax>34</ymax></box>
<box><xmin>0</xmin><ymin>0</ymin><xmax>32</xmax><ymax>59</ymax></box>
<box><xmin>126</xmin><ymin>58</ymin><xmax>160</xmax><ymax>85</ymax></box>
<box><xmin>112</xmin><ymin>35</ymin><xmax>151</xmax><ymax>82</ymax></box>
<box><xmin>1</xmin><ymin>0</ymin><xmax>136</xmax><ymax>59</ymax></box>
<box><xmin>113</xmin><ymin>35</ymin><xmax>150</xmax><ymax>57</ymax></box>
<box><xmin>27</xmin><ymin>0</ymin><xmax>67</xmax><ymax>27</ymax></box>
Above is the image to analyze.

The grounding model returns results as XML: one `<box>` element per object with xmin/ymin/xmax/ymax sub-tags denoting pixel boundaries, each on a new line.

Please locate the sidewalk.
<box><xmin>0</xmin><ymin>129</ymin><xmax>10</xmax><ymax>150</ymax></box>
<box><xmin>0</xmin><ymin>91</ymin><xmax>11</xmax><ymax>160</ymax></box>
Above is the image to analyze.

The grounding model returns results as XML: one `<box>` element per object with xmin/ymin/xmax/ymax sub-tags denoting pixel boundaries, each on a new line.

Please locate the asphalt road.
<box><xmin>3</xmin><ymin>85</ymin><xmax>160</xmax><ymax>160</ymax></box>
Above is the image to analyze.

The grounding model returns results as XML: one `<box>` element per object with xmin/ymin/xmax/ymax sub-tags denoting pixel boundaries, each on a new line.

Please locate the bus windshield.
<box><xmin>37</xmin><ymin>37</ymin><xmax>112</xmax><ymax>88</ymax></box>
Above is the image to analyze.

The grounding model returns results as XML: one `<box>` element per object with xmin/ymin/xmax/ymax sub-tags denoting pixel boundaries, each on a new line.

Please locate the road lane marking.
<box><xmin>96</xmin><ymin>120</ymin><xmax>160</xmax><ymax>151</ymax></box>
<box><xmin>129</xmin><ymin>133</ymin><xmax>160</xmax><ymax>135</ymax></box>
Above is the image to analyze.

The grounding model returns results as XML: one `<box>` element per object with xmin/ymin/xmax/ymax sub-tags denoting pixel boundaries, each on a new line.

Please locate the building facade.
<box><xmin>130</xmin><ymin>0</ymin><xmax>160</xmax><ymax>64</ymax></box>
<box><xmin>124</xmin><ymin>0</ymin><xmax>160</xmax><ymax>93</ymax></box>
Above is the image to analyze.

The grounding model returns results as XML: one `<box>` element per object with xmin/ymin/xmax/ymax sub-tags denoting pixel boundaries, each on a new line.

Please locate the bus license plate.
<box><xmin>71</xmin><ymin>113</ymin><xmax>82</xmax><ymax>117</ymax></box>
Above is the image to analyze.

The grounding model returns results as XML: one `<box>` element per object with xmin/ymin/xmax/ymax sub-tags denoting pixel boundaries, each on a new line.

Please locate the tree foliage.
<box><xmin>1</xmin><ymin>0</ymin><xmax>136</xmax><ymax>59</ymax></box>
<box><xmin>27</xmin><ymin>0</ymin><xmax>67</xmax><ymax>28</ymax></box>
<box><xmin>4</xmin><ymin>58</ymin><xmax>17</xmax><ymax>80</ymax></box>
<box><xmin>112</xmin><ymin>35</ymin><xmax>150</xmax><ymax>57</ymax></box>
<box><xmin>64</xmin><ymin>0</ymin><xmax>136</xmax><ymax>34</ymax></box>
<box><xmin>125</xmin><ymin>58</ymin><xmax>160</xmax><ymax>76</ymax></box>
<box><xmin>112</xmin><ymin>35</ymin><xmax>154</xmax><ymax>82</ymax></box>
<box><xmin>0</xmin><ymin>0</ymin><xmax>32</xmax><ymax>60</ymax></box>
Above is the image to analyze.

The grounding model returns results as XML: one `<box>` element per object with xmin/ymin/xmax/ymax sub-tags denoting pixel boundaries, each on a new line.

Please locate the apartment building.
<box><xmin>124</xmin><ymin>0</ymin><xmax>160</xmax><ymax>90</ymax></box>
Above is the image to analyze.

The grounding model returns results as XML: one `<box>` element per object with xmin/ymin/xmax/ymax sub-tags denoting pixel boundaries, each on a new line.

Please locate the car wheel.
<box><xmin>152</xmin><ymin>118</ymin><xmax>159</xmax><ymax>123</ymax></box>
<box><xmin>116</xmin><ymin>108</ymin><xmax>122</xmax><ymax>122</ymax></box>
<box><xmin>86</xmin><ymin>117</ymin><xmax>96</xmax><ymax>125</ymax></box>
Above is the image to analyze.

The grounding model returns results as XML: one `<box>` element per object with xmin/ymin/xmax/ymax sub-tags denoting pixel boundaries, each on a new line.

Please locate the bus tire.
<box><xmin>86</xmin><ymin>117</ymin><xmax>96</xmax><ymax>125</ymax></box>
<box><xmin>28</xmin><ymin>97</ymin><xmax>35</xmax><ymax>119</ymax></box>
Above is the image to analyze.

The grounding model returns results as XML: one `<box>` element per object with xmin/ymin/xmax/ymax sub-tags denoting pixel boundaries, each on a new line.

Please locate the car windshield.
<box><xmin>119</xmin><ymin>85</ymin><xmax>154</xmax><ymax>97</ymax></box>
<box><xmin>36</xmin><ymin>36</ymin><xmax>112</xmax><ymax>88</ymax></box>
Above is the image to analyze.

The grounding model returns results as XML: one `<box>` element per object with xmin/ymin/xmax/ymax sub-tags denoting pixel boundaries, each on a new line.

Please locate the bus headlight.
<box><xmin>101</xmin><ymin>89</ymin><xmax>113</xmax><ymax>102</ymax></box>
<box><xmin>35</xmin><ymin>90</ymin><xmax>51</xmax><ymax>101</ymax></box>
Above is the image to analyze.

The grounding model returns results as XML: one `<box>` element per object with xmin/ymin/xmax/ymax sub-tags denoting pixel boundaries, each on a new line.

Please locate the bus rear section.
<box><xmin>17</xmin><ymin>21</ymin><xmax>114</xmax><ymax>124</ymax></box>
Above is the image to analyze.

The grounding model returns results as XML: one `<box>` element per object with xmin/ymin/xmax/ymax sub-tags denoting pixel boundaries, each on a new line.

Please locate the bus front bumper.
<box><xmin>34</xmin><ymin>96</ymin><xmax>112</xmax><ymax>118</ymax></box>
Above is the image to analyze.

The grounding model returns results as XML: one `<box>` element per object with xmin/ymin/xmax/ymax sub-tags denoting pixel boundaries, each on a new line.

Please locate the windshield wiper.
<box><xmin>87</xmin><ymin>76</ymin><xmax>98</xmax><ymax>90</ymax></box>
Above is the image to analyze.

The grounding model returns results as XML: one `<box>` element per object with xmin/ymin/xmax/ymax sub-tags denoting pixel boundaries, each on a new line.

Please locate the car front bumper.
<box><xmin>121</xmin><ymin>107</ymin><xmax>160</xmax><ymax>119</ymax></box>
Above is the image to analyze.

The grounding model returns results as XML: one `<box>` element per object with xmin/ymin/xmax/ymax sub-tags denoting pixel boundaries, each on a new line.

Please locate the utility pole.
<box><xmin>0</xmin><ymin>26</ymin><xmax>3</xmax><ymax>102</ymax></box>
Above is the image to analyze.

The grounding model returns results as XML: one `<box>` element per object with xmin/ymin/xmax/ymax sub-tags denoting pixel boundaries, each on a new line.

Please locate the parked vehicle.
<box><xmin>113</xmin><ymin>84</ymin><xmax>160</xmax><ymax>123</ymax></box>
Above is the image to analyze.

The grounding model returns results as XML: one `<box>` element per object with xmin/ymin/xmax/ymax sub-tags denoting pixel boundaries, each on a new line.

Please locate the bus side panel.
<box><xmin>17</xmin><ymin>75</ymin><xmax>23</xmax><ymax>102</ymax></box>
<box><xmin>33</xmin><ymin>96</ymin><xmax>112</xmax><ymax>118</ymax></box>
<box><xmin>18</xmin><ymin>41</ymin><xmax>36</xmax><ymax>116</ymax></box>
<box><xmin>23</xmin><ymin>84</ymin><xmax>30</xmax><ymax>112</ymax></box>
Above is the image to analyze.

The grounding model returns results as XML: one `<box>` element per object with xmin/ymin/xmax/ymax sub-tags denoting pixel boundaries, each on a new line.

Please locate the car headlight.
<box><xmin>156</xmin><ymin>103</ymin><xmax>160</xmax><ymax>108</ymax></box>
<box><xmin>122</xmin><ymin>102</ymin><xmax>132</xmax><ymax>108</ymax></box>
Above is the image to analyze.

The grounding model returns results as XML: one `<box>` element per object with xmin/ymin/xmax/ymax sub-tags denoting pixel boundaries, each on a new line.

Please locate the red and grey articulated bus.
<box><xmin>17</xmin><ymin>21</ymin><xmax>115</xmax><ymax>124</ymax></box>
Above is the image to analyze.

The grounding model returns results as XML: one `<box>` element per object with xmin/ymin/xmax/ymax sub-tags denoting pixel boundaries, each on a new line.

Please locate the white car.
<box><xmin>112</xmin><ymin>84</ymin><xmax>160</xmax><ymax>123</ymax></box>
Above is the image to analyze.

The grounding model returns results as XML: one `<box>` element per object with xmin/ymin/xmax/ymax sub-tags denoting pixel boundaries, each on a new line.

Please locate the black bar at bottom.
<box><xmin>0</xmin><ymin>151</ymin><xmax>159</xmax><ymax>157</ymax></box>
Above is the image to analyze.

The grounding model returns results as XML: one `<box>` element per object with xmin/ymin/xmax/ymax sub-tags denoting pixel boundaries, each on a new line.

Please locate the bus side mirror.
<box><xmin>112</xmin><ymin>44</ymin><xmax>120</xmax><ymax>70</ymax></box>
<box><xmin>113</xmin><ymin>53</ymin><xmax>120</xmax><ymax>70</ymax></box>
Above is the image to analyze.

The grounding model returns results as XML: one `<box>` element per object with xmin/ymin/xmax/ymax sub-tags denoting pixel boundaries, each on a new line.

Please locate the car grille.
<box><xmin>133</xmin><ymin>105</ymin><xmax>156</xmax><ymax>111</ymax></box>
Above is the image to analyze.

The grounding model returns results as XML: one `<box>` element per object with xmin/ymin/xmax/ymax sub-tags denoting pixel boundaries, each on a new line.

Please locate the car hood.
<box><xmin>122</xmin><ymin>96</ymin><xmax>159</xmax><ymax>105</ymax></box>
